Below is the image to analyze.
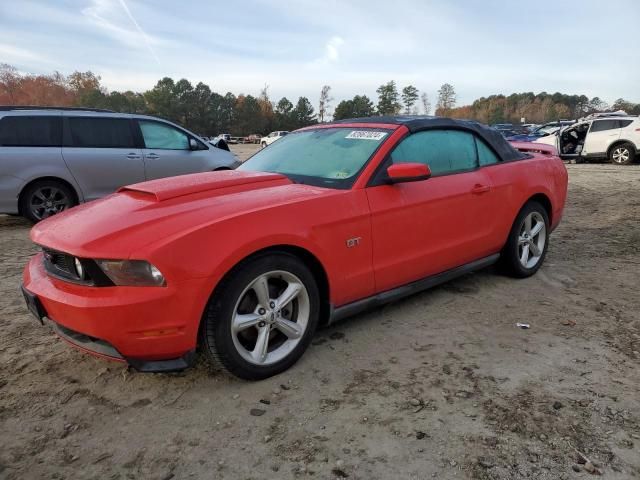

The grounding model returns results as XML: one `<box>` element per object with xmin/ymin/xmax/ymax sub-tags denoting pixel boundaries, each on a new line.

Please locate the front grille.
<box><xmin>43</xmin><ymin>248</ymin><xmax>82</xmax><ymax>282</ymax></box>
<box><xmin>40</xmin><ymin>248</ymin><xmax>114</xmax><ymax>287</ymax></box>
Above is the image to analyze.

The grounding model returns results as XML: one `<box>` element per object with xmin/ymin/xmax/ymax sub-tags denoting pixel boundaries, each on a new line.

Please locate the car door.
<box><xmin>62</xmin><ymin>116</ymin><xmax>145</xmax><ymax>202</ymax></box>
<box><xmin>365</xmin><ymin>129</ymin><xmax>498</xmax><ymax>293</ymax></box>
<box><xmin>136</xmin><ymin>119</ymin><xmax>210</xmax><ymax>180</ymax></box>
<box><xmin>557</xmin><ymin>123</ymin><xmax>587</xmax><ymax>160</ymax></box>
<box><xmin>582</xmin><ymin>120</ymin><xmax>623</xmax><ymax>157</ymax></box>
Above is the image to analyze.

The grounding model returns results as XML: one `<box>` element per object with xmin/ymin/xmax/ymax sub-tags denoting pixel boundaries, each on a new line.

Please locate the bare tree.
<box><xmin>420</xmin><ymin>92</ymin><xmax>431</xmax><ymax>115</ymax></box>
<box><xmin>257</xmin><ymin>84</ymin><xmax>274</xmax><ymax>132</ymax></box>
<box><xmin>318</xmin><ymin>85</ymin><xmax>333</xmax><ymax>122</ymax></box>
<box><xmin>436</xmin><ymin>83</ymin><xmax>456</xmax><ymax>115</ymax></box>
<box><xmin>0</xmin><ymin>64</ymin><xmax>21</xmax><ymax>103</ymax></box>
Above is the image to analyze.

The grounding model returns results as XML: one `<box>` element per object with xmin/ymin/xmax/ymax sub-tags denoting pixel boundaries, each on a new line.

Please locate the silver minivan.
<box><xmin>0</xmin><ymin>107</ymin><xmax>239</xmax><ymax>222</ymax></box>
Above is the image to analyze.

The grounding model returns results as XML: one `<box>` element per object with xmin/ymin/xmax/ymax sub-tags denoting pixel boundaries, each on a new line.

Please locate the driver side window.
<box><xmin>139</xmin><ymin>120</ymin><xmax>189</xmax><ymax>150</ymax></box>
<box><xmin>390</xmin><ymin>130</ymin><xmax>478</xmax><ymax>176</ymax></box>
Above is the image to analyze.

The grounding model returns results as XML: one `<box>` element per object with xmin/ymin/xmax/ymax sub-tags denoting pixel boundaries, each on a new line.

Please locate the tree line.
<box><xmin>446</xmin><ymin>92</ymin><xmax>640</xmax><ymax>124</ymax></box>
<box><xmin>1</xmin><ymin>64</ymin><xmax>638</xmax><ymax>136</ymax></box>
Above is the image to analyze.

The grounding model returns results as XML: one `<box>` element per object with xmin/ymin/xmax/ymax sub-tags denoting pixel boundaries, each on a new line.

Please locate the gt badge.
<box><xmin>346</xmin><ymin>237</ymin><xmax>361</xmax><ymax>248</ymax></box>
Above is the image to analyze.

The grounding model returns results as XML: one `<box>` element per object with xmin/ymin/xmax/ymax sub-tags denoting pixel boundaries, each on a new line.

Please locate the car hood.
<box><xmin>31</xmin><ymin>170</ymin><xmax>332</xmax><ymax>259</ymax></box>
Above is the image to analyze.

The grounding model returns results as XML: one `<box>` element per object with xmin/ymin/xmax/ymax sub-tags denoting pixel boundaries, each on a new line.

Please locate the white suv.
<box><xmin>260</xmin><ymin>131</ymin><xmax>288</xmax><ymax>148</ymax></box>
<box><xmin>536</xmin><ymin>116</ymin><xmax>639</xmax><ymax>165</ymax></box>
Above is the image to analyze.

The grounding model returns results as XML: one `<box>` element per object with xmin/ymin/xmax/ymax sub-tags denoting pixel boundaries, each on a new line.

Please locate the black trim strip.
<box><xmin>52</xmin><ymin>322</ymin><xmax>123</xmax><ymax>359</ymax></box>
<box><xmin>126</xmin><ymin>350</ymin><xmax>197</xmax><ymax>373</ymax></box>
<box><xmin>328</xmin><ymin>254</ymin><xmax>500</xmax><ymax>324</ymax></box>
<box><xmin>50</xmin><ymin>318</ymin><xmax>196</xmax><ymax>372</ymax></box>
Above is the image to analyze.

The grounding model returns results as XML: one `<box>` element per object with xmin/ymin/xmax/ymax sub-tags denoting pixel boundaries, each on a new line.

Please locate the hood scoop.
<box><xmin>118</xmin><ymin>170</ymin><xmax>288</xmax><ymax>202</ymax></box>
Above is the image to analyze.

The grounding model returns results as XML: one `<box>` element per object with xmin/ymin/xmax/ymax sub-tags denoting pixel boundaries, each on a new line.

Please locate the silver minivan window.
<box><xmin>68</xmin><ymin>117</ymin><xmax>135</xmax><ymax>148</ymax></box>
<box><xmin>0</xmin><ymin>116</ymin><xmax>62</xmax><ymax>147</ymax></box>
<box><xmin>139</xmin><ymin>120</ymin><xmax>189</xmax><ymax>150</ymax></box>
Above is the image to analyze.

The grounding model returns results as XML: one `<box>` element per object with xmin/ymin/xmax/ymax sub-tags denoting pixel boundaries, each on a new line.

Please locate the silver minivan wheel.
<box><xmin>21</xmin><ymin>180</ymin><xmax>76</xmax><ymax>223</ymax></box>
<box><xmin>29</xmin><ymin>186</ymin><xmax>72</xmax><ymax>220</ymax></box>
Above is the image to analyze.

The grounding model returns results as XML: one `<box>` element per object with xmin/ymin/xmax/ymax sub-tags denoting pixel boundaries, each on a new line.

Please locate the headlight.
<box><xmin>95</xmin><ymin>260</ymin><xmax>166</xmax><ymax>287</ymax></box>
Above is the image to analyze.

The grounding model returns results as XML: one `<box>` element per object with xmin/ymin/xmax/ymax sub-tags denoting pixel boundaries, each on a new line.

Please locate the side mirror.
<box><xmin>386</xmin><ymin>162</ymin><xmax>431</xmax><ymax>184</ymax></box>
<box><xmin>189</xmin><ymin>138</ymin><xmax>200</xmax><ymax>150</ymax></box>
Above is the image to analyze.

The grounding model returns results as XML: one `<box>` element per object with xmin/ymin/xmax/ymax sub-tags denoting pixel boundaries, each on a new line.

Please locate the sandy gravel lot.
<box><xmin>1</xmin><ymin>152</ymin><xmax>639</xmax><ymax>479</ymax></box>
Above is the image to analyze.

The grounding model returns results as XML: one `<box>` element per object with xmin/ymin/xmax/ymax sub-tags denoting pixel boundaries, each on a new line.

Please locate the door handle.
<box><xmin>146</xmin><ymin>153</ymin><xmax>160</xmax><ymax>159</ymax></box>
<box><xmin>471</xmin><ymin>184</ymin><xmax>491</xmax><ymax>194</ymax></box>
<box><xmin>126</xmin><ymin>153</ymin><xmax>141</xmax><ymax>159</ymax></box>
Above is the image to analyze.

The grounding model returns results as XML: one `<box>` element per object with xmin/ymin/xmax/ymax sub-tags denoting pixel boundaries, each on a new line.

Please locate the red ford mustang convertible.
<box><xmin>22</xmin><ymin>117</ymin><xmax>568</xmax><ymax>379</ymax></box>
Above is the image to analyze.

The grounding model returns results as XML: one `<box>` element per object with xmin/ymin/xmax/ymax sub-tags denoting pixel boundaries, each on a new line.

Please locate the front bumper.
<box><xmin>22</xmin><ymin>253</ymin><xmax>211</xmax><ymax>371</ymax></box>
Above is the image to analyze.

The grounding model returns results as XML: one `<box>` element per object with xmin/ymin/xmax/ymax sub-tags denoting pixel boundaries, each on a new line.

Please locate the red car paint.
<box><xmin>22</xmin><ymin>123</ymin><xmax>568</xmax><ymax>366</ymax></box>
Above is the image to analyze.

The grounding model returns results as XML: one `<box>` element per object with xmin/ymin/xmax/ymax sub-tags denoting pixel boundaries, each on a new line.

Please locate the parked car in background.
<box><xmin>208</xmin><ymin>137</ymin><xmax>230</xmax><ymax>152</ymax></box>
<box><xmin>506</xmin><ymin>121</ymin><xmax>575</xmax><ymax>142</ymax></box>
<box><xmin>22</xmin><ymin>116</ymin><xmax>568</xmax><ymax>379</ymax></box>
<box><xmin>0</xmin><ymin>106</ymin><xmax>239</xmax><ymax>222</ymax></box>
<box><xmin>260</xmin><ymin>131</ymin><xmax>288</xmax><ymax>148</ymax></box>
<box><xmin>535</xmin><ymin>116</ymin><xmax>639</xmax><ymax>164</ymax></box>
<box><xmin>243</xmin><ymin>134</ymin><xmax>262</xmax><ymax>144</ymax></box>
<box><xmin>491</xmin><ymin>123</ymin><xmax>514</xmax><ymax>132</ymax></box>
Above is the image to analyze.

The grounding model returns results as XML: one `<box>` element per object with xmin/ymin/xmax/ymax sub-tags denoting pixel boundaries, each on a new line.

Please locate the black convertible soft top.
<box><xmin>332</xmin><ymin>116</ymin><xmax>528</xmax><ymax>163</ymax></box>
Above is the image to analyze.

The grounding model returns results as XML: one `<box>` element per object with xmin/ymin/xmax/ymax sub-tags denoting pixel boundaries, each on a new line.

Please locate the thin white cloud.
<box><xmin>81</xmin><ymin>0</ymin><xmax>161</xmax><ymax>65</ymax></box>
<box><xmin>117</xmin><ymin>0</ymin><xmax>160</xmax><ymax>65</ymax></box>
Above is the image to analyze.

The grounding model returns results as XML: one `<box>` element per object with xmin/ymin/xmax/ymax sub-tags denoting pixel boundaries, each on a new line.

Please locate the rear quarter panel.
<box><xmin>484</xmin><ymin>151</ymin><xmax>567</xmax><ymax>249</ymax></box>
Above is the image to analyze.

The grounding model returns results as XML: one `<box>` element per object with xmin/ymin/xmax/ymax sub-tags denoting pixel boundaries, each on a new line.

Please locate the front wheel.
<box><xmin>501</xmin><ymin>201</ymin><xmax>549</xmax><ymax>278</ymax></box>
<box><xmin>261</xmin><ymin>142</ymin><xmax>267</xmax><ymax>149</ymax></box>
<box><xmin>200</xmin><ymin>253</ymin><xmax>320</xmax><ymax>380</ymax></box>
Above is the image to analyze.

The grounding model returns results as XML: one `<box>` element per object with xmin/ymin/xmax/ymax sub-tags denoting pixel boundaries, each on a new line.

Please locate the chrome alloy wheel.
<box><xmin>231</xmin><ymin>270</ymin><xmax>310</xmax><ymax>366</ymax></box>
<box><xmin>518</xmin><ymin>211</ymin><xmax>546</xmax><ymax>269</ymax></box>
<box><xmin>30</xmin><ymin>186</ymin><xmax>72</xmax><ymax>220</ymax></box>
<box><xmin>612</xmin><ymin>147</ymin><xmax>631</xmax><ymax>164</ymax></box>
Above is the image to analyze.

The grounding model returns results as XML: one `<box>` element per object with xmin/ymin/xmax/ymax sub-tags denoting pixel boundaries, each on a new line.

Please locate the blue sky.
<box><xmin>1</xmin><ymin>0</ymin><xmax>638</xmax><ymax>108</ymax></box>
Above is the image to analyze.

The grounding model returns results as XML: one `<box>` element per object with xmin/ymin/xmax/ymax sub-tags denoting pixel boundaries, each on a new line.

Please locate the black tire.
<box><xmin>200</xmin><ymin>252</ymin><xmax>320</xmax><ymax>380</ymax></box>
<box><xmin>609</xmin><ymin>142</ymin><xmax>636</xmax><ymax>165</ymax></box>
<box><xmin>20</xmin><ymin>179</ymin><xmax>77</xmax><ymax>224</ymax></box>
<box><xmin>261</xmin><ymin>142</ymin><xmax>267</xmax><ymax>149</ymax></box>
<box><xmin>501</xmin><ymin>201</ymin><xmax>549</xmax><ymax>278</ymax></box>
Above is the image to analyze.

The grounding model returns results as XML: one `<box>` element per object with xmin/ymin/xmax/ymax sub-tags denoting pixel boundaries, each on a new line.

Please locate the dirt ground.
<box><xmin>1</xmin><ymin>149</ymin><xmax>639</xmax><ymax>479</ymax></box>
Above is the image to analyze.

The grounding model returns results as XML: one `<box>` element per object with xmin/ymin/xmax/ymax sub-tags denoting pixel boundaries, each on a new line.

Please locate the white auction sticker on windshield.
<box><xmin>345</xmin><ymin>131</ymin><xmax>387</xmax><ymax>140</ymax></box>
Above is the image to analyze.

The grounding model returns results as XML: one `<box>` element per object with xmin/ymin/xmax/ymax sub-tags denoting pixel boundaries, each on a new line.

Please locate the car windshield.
<box><xmin>239</xmin><ymin>127</ymin><xmax>391</xmax><ymax>188</ymax></box>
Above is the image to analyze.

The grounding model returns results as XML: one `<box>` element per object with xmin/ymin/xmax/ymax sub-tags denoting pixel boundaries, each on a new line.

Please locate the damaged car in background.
<box><xmin>535</xmin><ymin>114</ymin><xmax>640</xmax><ymax>164</ymax></box>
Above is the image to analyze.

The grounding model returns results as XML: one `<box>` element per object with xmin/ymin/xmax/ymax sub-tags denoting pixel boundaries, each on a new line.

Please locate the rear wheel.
<box><xmin>501</xmin><ymin>201</ymin><xmax>549</xmax><ymax>278</ymax></box>
<box><xmin>200</xmin><ymin>253</ymin><xmax>320</xmax><ymax>380</ymax></box>
<box><xmin>609</xmin><ymin>143</ymin><xmax>635</xmax><ymax>165</ymax></box>
<box><xmin>261</xmin><ymin>142</ymin><xmax>267</xmax><ymax>148</ymax></box>
<box><xmin>20</xmin><ymin>180</ymin><xmax>76</xmax><ymax>223</ymax></box>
